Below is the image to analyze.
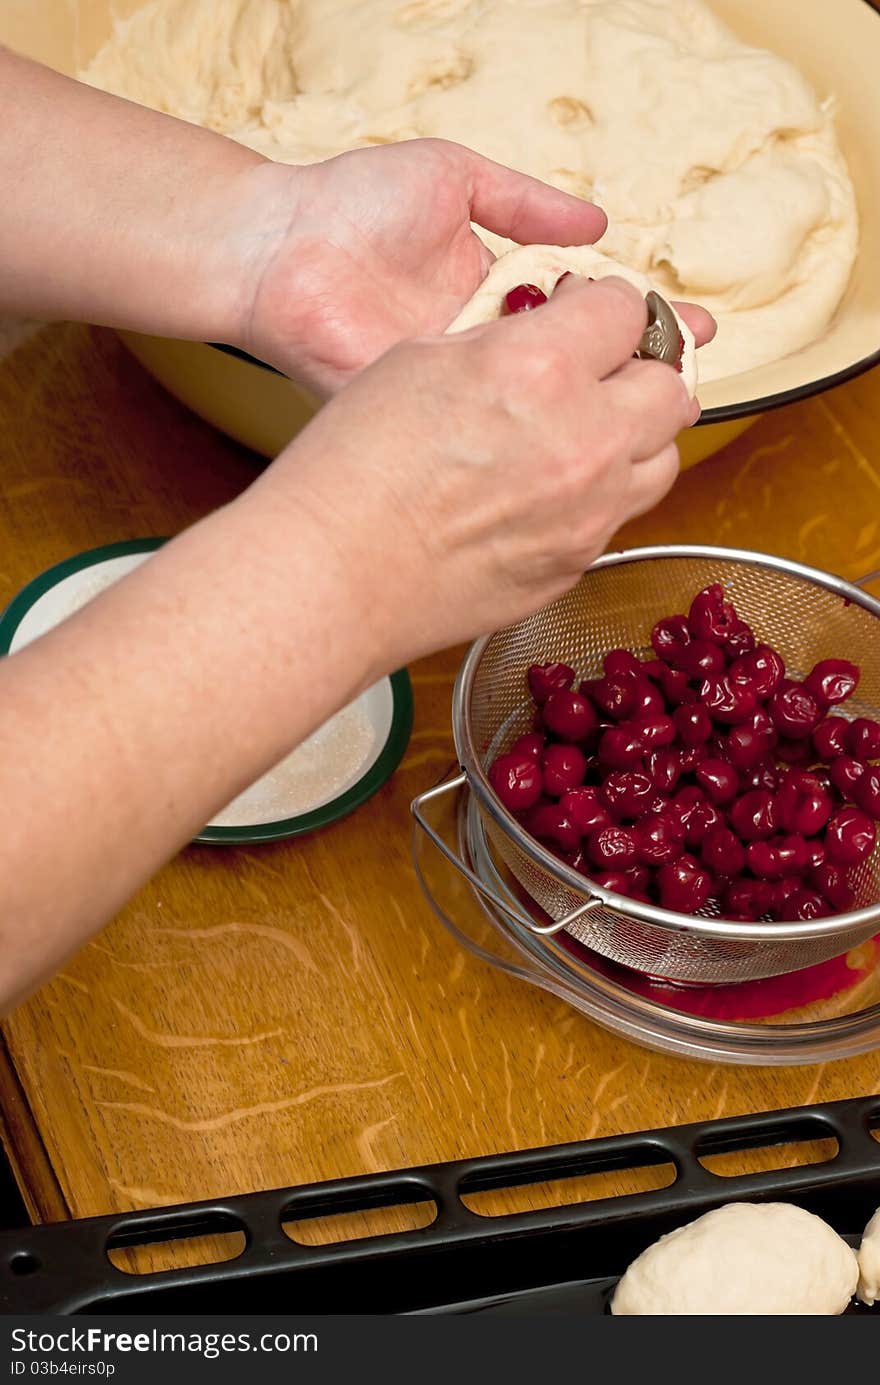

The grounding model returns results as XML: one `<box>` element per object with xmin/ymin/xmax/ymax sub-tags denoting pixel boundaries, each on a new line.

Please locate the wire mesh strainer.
<box><xmin>412</xmin><ymin>547</ymin><xmax>880</xmax><ymax>986</ymax></box>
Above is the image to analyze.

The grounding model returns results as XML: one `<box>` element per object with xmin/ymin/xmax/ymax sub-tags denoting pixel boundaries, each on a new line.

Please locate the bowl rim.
<box><xmin>205</xmin><ymin>339</ymin><xmax>880</xmax><ymax>427</ymax></box>
<box><xmin>453</xmin><ymin>544</ymin><xmax>880</xmax><ymax>943</ymax></box>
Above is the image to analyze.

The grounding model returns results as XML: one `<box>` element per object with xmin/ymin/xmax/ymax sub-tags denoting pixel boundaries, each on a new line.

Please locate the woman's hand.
<box><xmin>254</xmin><ymin>272</ymin><xmax>697</xmax><ymax>663</ymax></box>
<box><xmin>238</xmin><ymin>138</ymin><xmax>715</xmax><ymax>394</ymax></box>
<box><xmin>237</xmin><ymin>138</ymin><xmax>607</xmax><ymax>391</ymax></box>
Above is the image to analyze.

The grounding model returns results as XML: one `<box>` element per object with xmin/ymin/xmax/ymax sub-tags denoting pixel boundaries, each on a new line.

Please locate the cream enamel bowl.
<box><xmin>4</xmin><ymin>0</ymin><xmax>879</xmax><ymax>466</ymax></box>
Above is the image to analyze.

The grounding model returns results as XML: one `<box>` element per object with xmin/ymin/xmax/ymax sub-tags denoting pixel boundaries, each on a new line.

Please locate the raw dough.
<box><xmin>445</xmin><ymin>242</ymin><xmax>697</xmax><ymax>397</ymax></box>
<box><xmin>81</xmin><ymin>0</ymin><xmax>858</xmax><ymax>384</ymax></box>
<box><xmin>611</xmin><ymin>1202</ymin><xmax>859</xmax><ymax>1316</ymax></box>
<box><xmin>857</xmin><ymin>1206</ymin><xmax>880</xmax><ymax>1307</ymax></box>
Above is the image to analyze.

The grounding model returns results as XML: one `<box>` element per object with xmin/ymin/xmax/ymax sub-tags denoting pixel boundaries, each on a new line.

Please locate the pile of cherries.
<box><xmin>488</xmin><ymin>584</ymin><xmax>878</xmax><ymax>920</ymax></box>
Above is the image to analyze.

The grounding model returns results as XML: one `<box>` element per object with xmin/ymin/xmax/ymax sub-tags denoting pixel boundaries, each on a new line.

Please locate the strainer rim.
<box><xmin>453</xmin><ymin>545</ymin><xmax>880</xmax><ymax>945</ymax></box>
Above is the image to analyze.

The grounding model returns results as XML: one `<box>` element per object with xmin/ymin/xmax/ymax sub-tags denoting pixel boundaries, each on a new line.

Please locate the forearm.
<box><xmin>0</xmin><ymin>46</ymin><xmax>269</xmax><ymax>343</ymax></box>
<box><xmin>0</xmin><ymin>469</ymin><xmax>386</xmax><ymax>1011</ymax></box>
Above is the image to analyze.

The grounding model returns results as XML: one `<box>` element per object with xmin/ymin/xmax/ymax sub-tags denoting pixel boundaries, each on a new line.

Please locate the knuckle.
<box><xmin>501</xmin><ymin>336</ymin><xmax>570</xmax><ymax>396</ymax></box>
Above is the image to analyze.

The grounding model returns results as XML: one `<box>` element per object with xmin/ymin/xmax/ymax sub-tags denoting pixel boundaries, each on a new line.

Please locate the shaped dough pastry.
<box><xmin>857</xmin><ymin>1206</ymin><xmax>880</xmax><ymax>1307</ymax></box>
<box><xmin>612</xmin><ymin>1202</ymin><xmax>859</xmax><ymax>1316</ymax></box>
<box><xmin>445</xmin><ymin>243</ymin><xmax>697</xmax><ymax>398</ymax></box>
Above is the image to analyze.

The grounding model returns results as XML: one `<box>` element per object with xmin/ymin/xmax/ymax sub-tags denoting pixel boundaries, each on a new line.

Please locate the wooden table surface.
<box><xmin>1</xmin><ymin>324</ymin><xmax>879</xmax><ymax>1266</ymax></box>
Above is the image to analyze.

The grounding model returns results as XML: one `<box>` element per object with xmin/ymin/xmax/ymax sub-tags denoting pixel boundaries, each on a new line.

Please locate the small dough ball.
<box><xmin>445</xmin><ymin>242</ymin><xmax>697</xmax><ymax>398</ymax></box>
<box><xmin>612</xmin><ymin>1202</ymin><xmax>859</xmax><ymax>1315</ymax></box>
<box><xmin>857</xmin><ymin>1206</ymin><xmax>880</xmax><ymax>1307</ymax></box>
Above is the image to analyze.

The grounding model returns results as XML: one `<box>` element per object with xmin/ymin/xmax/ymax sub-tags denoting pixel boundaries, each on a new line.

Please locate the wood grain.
<box><xmin>1</xmin><ymin>325</ymin><xmax>880</xmax><ymax>1258</ymax></box>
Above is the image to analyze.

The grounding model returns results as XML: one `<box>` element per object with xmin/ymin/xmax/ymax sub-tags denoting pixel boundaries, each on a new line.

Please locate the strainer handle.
<box><xmin>410</xmin><ymin>770</ymin><xmax>603</xmax><ymax>938</ymax></box>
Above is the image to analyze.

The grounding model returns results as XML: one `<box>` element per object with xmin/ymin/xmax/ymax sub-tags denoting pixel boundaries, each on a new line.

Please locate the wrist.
<box><xmin>215</xmin><ymin>160</ymin><xmax>310</xmax><ymax>367</ymax></box>
<box><xmin>240</xmin><ymin>429</ymin><xmax>417</xmax><ymax>682</ymax></box>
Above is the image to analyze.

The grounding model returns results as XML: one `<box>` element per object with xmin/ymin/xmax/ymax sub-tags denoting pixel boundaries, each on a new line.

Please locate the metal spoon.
<box><xmin>636</xmin><ymin>290</ymin><xmax>684</xmax><ymax>369</ymax></box>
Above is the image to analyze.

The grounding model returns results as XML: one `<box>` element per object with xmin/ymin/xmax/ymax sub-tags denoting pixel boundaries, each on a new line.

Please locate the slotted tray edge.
<box><xmin>0</xmin><ymin>1095</ymin><xmax>877</xmax><ymax>1313</ymax></box>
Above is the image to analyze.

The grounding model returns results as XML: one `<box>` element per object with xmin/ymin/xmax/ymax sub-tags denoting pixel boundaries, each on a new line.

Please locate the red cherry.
<box><xmin>559</xmin><ymin>787</ymin><xmax>613</xmax><ymax>837</ymax></box>
<box><xmin>527</xmin><ymin>662</ymin><xmax>575</xmax><ymax>706</ymax></box>
<box><xmin>779</xmin><ymin>888</ymin><xmax>830</xmax><ymax>922</ymax></box>
<box><xmin>724</xmin><ymin>711</ymin><xmax>778</xmax><ymax>770</ymax></box>
<box><xmin>510</xmin><ymin>732</ymin><xmax>545</xmax><ymax>762</ymax></box>
<box><xmin>729</xmin><ymin>644</ymin><xmax>785</xmax><ymax>699</ymax></box>
<box><xmin>828</xmin><ymin>755</ymin><xmax>866</xmax><ymax>797</ymax></box>
<box><xmin>745</xmin><ymin>840</ymin><xmax>784</xmax><ymax>880</ymax></box>
<box><xmin>776</xmin><ymin>737</ymin><xmax>815</xmax><ymax>766</ymax></box>
<box><xmin>695</xmin><ymin>758</ymin><xmax>740</xmax><ymax>804</ymax></box>
<box><xmin>677</xmin><ymin>744</ymin><xmax>709</xmax><ymax>774</ymax></box>
<box><xmin>588</xmin><ymin>868</ymin><xmax>644</xmax><ymax>900</ymax></box>
<box><xmin>700</xmin><ymin>675</ymin><xmax>757</xmax><ymax>725</ymax></box>
<box><xmin>525</xmin><ymin>802</ymin><xmax>581</xmax><ymax>852</ymax></box>
<box><xmin>701</xmin><ymin>826</ymin><xmax>745</xmax><ymax>877</ymax></box>
<box><xmin>543</xmin><ymin>690</ymin><xmax>598</xmax><ymax>741</ymax></box>
<box><xmin>645</xmin><ymin>660</ymin><xmax>692</xmax><ymax>706</ymax></box>
<box><xmin>743</xmin><ymin>757</ymin><xmax>782</xmax><ymax>793</ymax></box>
<box><xmin>651</xmin><ymin>614</ymin><xmax>692</xmax><ymax>667</ymax></box>
<box><xmin>825</xmin><ymin>806</ymin><xmax>876</xmax><ymax>866</ymax></box>
<box><xmin>729</xmin><ymin>789</ymin><xmax>778</xmax><ymax>841</ymax></box>
<box><xmin>854</xmin><ymin>765</ymin><xmax>880</xmax><ymax>818</ymax></box>
<box><xmin>600</xmin><ymin>770</ymin><xmax>654</xmax><ymax>820</ymax></box>
<box><xmin>803</xmin><ymin>658</ymin><xmax>860</xmax><ymax>708</ymax></box>
<box><xmin>769</xmin><ymin>876</ymin><xmax>803</xmax><ymax>918</ymax></box>
<box><xmin>673</xmin><ymin>704</ymin><xmax>713</xmax><ymax>748</ymax></box>
<box><xmin>846</xmin><ymin>718</ymin><xmax>880</xmax><ymax>761</ymax></box>
<box><xmin>775</xmin><ymin>770</ymin><xmax>833</xmax><ymax>836</ymax></box>
<box><xmin>768</xmin><ymin>683</ymin><xmax>822</xmax><ymax>740</ymax></box>
<box><xmin>670</xmin><ymin>786</ymin><xmax>722</xmax><ymax>847</ymax></box>
<box><xmin>681</xmin><ymin>640</ymin><xmax>727</xmax><ymax>679</ymax></box>
<box><xmin>657</xmin><ymin>854</ymin><xmax>713</xmax><ymax>913</ymax></box>
<box><xmin>603</xmin><ymin>649</ymin><xmax>642</xmax><ymax>678</ymax></box>
<box><xmin>555</xmin><ymin>846</ymin><xmax>587</xmax><ymax>873</ymax></box>
<box><xmin>587</xmin><ymin>824</ymin><xmax>639</xmax><ymax>869</ymax></box>
<box><xmin>623</xmin><ymin>864</ymin><xmax>652</xmax><ymax>894</ymax></box>
<box><xmin>632</xmin><ymin>713</ymin><xmax>676</xmax><ymax>749</ymax></box>
<box><xmin>503</xmin><ymin>283</ymin><xmax>548</xmax><ymax>314</ymax></box>
<box><xmin>590</xmin><ymin>674</ymin><xmax>639</xmax><ymax>721</ymax></box>
<box><xmin>598</xmin><ymin>724</ymin><xmax>646</xmax><ymax>768</ymax></box>
<box><xmin>808</xmin><ymin>862</ymin><xmax>855</xmax><ymax>911</ymax></box>
<box><xmin>489</xmin><ymin>754</ymin><xmax>544</xmax><ymax>812</ymax></box>
<box><xmin>724</xmin><ymin>877</ymin><xmax>772</xmax><ymax>921</ymax></box>
<box><xmin>774</xmin><ymin>834</ymin><xmax>811</xmax><ymax>876</ymax></box>
<box><xmin>636</xmin><ymin>811</ymin><xmax>687</xmax><ymax>866</ymax></box>
<box><xmin>812</xmin><ymin>717</ymin><xmax>850</xmax><ymax>761</ymax></box>
<box><xmin>646</xmin><ymin>747</ymin><xmax>681</xmax><ymax>794</ymax></box>
<box><xmin>725</xmin><ymin>620</ymin><xmax>757</xmax><ymax>658</ymax></box>
<box><xmin>805</xmin><ymin>839</ymin><xmax>826</xmax><ymax>871</ymax></box>
<box><xmin>541</xmin><ymin>743</ymin><xmax>587</xmax><ymax>797</ymax></box>
<box><xmin>631</xmin><ymin>678</ymin><xmax>666</xmax><ymax>719</ymax></box>
<box><xmin>688</xmin><ymin>584</ymin><xmax>740</xmax><ymax>646</ymax></box>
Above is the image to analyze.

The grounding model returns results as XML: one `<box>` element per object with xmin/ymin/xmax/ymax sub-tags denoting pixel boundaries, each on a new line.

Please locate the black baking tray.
<box><xmin>0</xmin><ymin>1096</ymin><xmax>877</xmax><ymax>1314</ymax></box>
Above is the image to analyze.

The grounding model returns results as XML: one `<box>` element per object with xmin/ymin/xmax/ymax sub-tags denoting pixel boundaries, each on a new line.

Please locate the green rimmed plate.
<box><xmin>0</xmin><ymin>539</ymin><xmax>413</xmax><ymax>846</ymax></box>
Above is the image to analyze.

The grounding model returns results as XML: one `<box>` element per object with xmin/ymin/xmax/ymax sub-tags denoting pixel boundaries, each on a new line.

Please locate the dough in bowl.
<box><xmin>857</xmin><ymin>1206</ymin><xmax>880</xmax><ymax>1307</ymax></box>
<box><xmin>81</xmin><ymin>0</ymin><xmax>858</xmax><ymax>385</ymax></box>
<box><xmin>612</xmin><ymin>1202</ymin><xmax>859</xmax><ymax>1315</ymax></box>
<box><xmin>445</xmin><ymin>242</ymin><xmax>697</xmax><ymax>397</ymax></box>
